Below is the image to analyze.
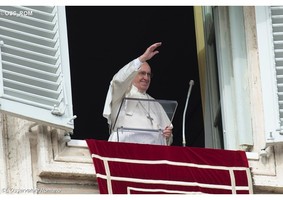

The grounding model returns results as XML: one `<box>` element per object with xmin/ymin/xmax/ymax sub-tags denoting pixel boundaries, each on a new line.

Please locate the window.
<box><xmin>0</xmin><ymin>6</ymin><xmax>74</xmax><ymax>132</ymax></box>
<box><xmin>65</xmin><ymin>6</ymin><xmax>204</xmax><ymax>146</ymax></box>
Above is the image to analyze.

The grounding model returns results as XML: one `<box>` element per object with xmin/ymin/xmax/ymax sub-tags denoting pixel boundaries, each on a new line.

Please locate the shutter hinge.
<box><xmin>267</xmin><ymin>128</ymin><xmax>283</xmax><ymax>140</ymax></box>
<box><xmin>51</xmin><ymin>104</ymin><xmax>65</xmax><ymax>116</ymax></box>
<box><xmin>51</xmin><ymin>105</ymin><xmax>77</xmax><ymax>125</ymax></box>
<box><xmin>67</xmin><ymin>115</ymin><xmax>77</xmax><ymax>125</ymax></box>
<box><xmin>278</xmin><ymin>128</ymin><xmax>283</xmax><ymax>135</ymax></box>
<box><xmin>265</xmin><ymin>129</ymin><xmax>283</xmax><ymax>145</ymax></box>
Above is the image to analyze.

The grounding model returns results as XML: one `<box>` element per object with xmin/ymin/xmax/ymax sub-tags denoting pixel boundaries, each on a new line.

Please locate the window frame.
<box><xmin>203</xmin><ymin>6</ymin><xmax>254</xmax><ymax>150</ymax></box>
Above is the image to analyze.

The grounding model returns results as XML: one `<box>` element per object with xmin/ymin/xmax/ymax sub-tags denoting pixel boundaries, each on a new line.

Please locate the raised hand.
<box><xmin>139</xmin><ymin>42</ymin><xmax>162</xmax><ymax>63</ymax></box>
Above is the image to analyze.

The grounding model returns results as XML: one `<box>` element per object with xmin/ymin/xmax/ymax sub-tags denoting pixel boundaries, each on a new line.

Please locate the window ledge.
<box><xmin>68</xmin><ymin>139</ymin><xmax>260</xmax><ymax>161</ymax></box>
<box><xmin>67</xmin><ymin>139</ymin><xmax>88</xmax><ymax>148</ymax></box>
<box><xmin>246</xmin><ymin>152</ymin><xmax>259</xmax><ymax>160</ymax></box>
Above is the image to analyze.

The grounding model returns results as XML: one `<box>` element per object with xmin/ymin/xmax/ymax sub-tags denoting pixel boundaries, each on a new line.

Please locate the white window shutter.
<box><xmin>256</xmin><ymin>6</ymin><xmax>283</xmax><ymax>144</ymax></box>
<box><xmin>0</xmin><ymin>6</ymin><xmax>75</xmax><ymax>132</ymax></box>
<box><xmin>270</xmin><ymin>7</ymin><xmax>283</xmax><ymax>143</ymax></box>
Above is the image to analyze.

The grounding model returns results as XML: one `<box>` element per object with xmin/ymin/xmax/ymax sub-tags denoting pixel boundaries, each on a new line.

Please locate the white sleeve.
<box><xmin>103</xmin><ymin>58</ymin><xmax>142</xmax><ymax>125</ymax></box>
<box><xmin>133</xmin><ymin>58</ymin><xmax>143</xmax><ymax>70</ymax></box>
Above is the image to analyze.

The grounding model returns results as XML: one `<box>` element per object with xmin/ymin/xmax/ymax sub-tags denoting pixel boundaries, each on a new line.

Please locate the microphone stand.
<box><xmin>182</xmin><ymin>80</ymin><xmax>194</xmax><ymax>147</ymax></box>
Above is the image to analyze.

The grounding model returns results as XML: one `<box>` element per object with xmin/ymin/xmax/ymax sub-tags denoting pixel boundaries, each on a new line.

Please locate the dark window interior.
<box><xmin>65</xmin><ymin>6</ymin><xmax>204</xmax><ymax>147</ymax></box>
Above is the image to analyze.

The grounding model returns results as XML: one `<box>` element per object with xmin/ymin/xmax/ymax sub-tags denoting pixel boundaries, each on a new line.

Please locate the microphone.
<box><xmin>182</xmin><ymin>80</ymin><xmax>194</xmax><ymax>147</ymax></box>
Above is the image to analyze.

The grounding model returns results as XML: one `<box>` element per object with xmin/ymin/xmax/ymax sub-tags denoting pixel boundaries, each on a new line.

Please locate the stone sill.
<box><xmin>67</xmin><ymin>139</ymin><xmax>260</xmax><ymax>161</ymax></box>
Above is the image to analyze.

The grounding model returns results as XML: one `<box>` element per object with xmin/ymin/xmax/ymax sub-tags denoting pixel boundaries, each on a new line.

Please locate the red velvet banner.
<box><xmin>86</xmin><ymin>139</ymin><xmax>253</xmax><ymax>194</ymax></box>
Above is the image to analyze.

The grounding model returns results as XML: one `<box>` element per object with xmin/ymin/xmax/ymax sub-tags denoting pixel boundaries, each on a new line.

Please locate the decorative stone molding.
<box><xmin>32</xmin><ymin>125</ymin><xmax>96</xmax><ymax>180</ymax></box>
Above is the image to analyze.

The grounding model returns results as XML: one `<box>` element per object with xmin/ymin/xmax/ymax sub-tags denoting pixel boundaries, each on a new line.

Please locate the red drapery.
<box><xmin>86</xmin><ymin>139</ymin><xmax>253</xmax><ymax>194</ymax></box>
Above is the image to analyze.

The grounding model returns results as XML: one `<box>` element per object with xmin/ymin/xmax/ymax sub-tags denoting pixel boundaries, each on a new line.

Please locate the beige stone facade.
<box><xmin>0</xmin><ymin>114</ymin><xmax>98</xmax><ymax>194</ymax></box>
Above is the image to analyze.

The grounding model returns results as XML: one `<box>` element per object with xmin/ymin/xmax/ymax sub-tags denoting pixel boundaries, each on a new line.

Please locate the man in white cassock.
<box><xmin>103</xmin><ymin>42</ymin><xmax>173</xmax><ymax>145</ymax></box>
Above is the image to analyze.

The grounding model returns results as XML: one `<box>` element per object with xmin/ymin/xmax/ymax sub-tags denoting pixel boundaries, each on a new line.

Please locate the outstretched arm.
<box><xmin>138</xmin><ymin>42</ymin><xmax>162</xmax><ymax>63</ymax></box>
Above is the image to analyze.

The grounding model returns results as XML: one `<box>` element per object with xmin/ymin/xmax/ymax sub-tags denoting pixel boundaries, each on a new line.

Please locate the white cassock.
<box><xmin>103</xmin><ymin>58</ymin><xmax>173</xmax><ymax>145</ymax></box>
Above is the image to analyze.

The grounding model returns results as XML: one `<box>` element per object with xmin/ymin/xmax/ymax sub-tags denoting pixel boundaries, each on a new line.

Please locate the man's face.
<box><xmin>132</xmin><ymin>62</ymin><xmax>152</xmax><ymax>93</ymax></box>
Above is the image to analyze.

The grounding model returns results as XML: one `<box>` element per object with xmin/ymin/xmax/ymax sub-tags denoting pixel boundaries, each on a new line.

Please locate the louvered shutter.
<box><xmin>0</xmin><ymin>6</ymin><xmax>74</xmax><ymax>131</ymax></box>
<box><xmin>269</xmin><ymin>7</ymin><xmax>283</xmax><ymax>143</ymax></box>
<box><xmin>256</xmin><ymin>6</ymin><xmax>283</xmax><ymax>144</ymax></box>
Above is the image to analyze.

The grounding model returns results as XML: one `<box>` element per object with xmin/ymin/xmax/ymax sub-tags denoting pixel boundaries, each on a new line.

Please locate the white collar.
<box><xmin>129</xmin><ymin>85</ymin><xmax>147</xmax><ymax>98</ymax></box>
